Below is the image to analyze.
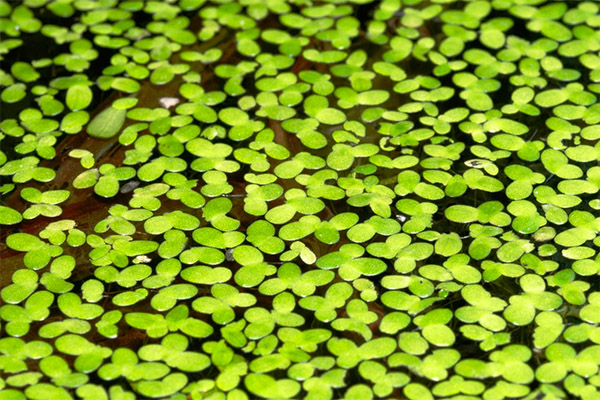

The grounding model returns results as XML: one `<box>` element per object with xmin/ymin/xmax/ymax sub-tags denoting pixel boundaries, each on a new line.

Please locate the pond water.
<box><xmin>2</xmin><ymin>0</ymin><xmax>600</xmax><ymax>399</ymax></box>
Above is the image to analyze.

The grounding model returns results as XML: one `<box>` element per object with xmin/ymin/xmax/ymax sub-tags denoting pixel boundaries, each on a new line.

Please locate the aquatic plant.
<box><xmin>2</xmin><ymin>0</ymin><xmax>600</xmax><ymax>399</ymax></box>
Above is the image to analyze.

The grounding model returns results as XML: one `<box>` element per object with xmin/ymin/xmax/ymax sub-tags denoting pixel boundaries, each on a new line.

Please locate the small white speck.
<box><xmin>159</xmin><ymin>97</ymin><xmax>180</xmax><ymax>109</ymax></box>
<box><xmin>134</xmin><ymin>255</ymin><xmax>151</xmax><ymax>264</ymax></box>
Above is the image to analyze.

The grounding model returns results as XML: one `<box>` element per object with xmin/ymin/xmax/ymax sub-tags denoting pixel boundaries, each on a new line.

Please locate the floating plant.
<box><xmin>2</xmin><ymin>0</ymin><xmax>600</xmax><ymax>399</ymax></box>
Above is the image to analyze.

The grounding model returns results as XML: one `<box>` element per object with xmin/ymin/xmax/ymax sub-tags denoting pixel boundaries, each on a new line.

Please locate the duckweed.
<box><xmin>2</xmin><ymin>0</ymin><xmax>600</xmax><ymax>399</ymax></box>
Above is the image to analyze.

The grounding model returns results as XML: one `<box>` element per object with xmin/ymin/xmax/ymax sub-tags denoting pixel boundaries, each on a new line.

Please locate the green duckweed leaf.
<box><xmin>219</xmin><ymin>108</ymin><xmax>249</xmax><ymax>126</ymax></box>
<box><xmin>87</xmin><ymin>107</ymin><xmax>127</xmax><ymax>139</ymax></box>
<box><xmin>0</xmin><ymin>206</ymin><xmax>22</xmax><ymax>225</ymax></box>
<box><xmin>66</xmin><ymin>85</ymin><xmax>93</xmax><ymax>111</ymax></box>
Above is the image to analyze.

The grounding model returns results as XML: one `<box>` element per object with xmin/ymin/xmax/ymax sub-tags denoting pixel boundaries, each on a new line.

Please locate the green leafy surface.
<box><xmin>2</xmin><ymin>0</ymin><xmax>600</xmax><ymax>399</ymax></box>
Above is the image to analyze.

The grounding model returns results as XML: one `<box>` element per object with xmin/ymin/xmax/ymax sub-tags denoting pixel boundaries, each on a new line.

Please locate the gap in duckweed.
<box><xmin>3</xmin><ymin>0</ymin><xmax>600</xmax><ymax>399</ymax></box>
